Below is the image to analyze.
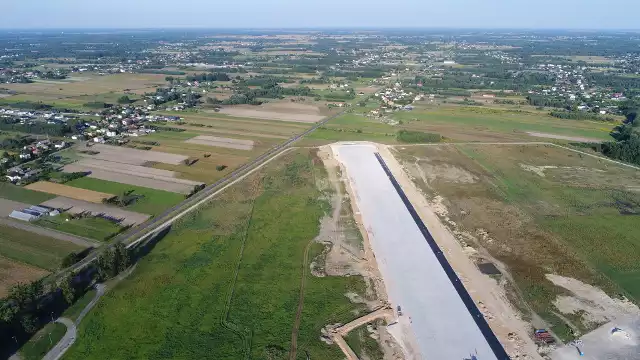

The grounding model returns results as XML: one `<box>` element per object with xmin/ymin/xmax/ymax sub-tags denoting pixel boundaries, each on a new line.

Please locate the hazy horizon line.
<box><xmin>1</xmin><ymin>26</ymin><xmax>640</xmax><ymax>32</ymax></box>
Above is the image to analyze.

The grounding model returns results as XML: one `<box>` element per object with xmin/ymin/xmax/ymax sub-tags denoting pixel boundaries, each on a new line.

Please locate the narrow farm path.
<box><xmin>288</xmin><ymin>238</ymin><xmax>313</xmax><ymax>360</ymax></box>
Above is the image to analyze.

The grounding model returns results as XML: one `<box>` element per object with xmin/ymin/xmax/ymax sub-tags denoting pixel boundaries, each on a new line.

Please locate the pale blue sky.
<box><xmin>3</xmin><ymin>0</ymin><xmax>638</xmax><ymax>30</ymax></box>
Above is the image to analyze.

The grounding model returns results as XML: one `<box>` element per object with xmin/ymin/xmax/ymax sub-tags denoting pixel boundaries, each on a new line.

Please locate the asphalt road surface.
<box><xmin>333</xmin><ymin>143</ymin><xmax>506</xmax><ymax>360</ymax></box>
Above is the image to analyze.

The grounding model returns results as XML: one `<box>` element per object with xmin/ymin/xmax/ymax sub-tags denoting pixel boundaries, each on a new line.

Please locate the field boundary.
<box><xmin>221</xmin><ymin>200</ymin><xmax>256</xmax><ymax>360</ymax></box>
<box><xmin>390</xmin><ymin>141</ymin><xmax>640</xmax><ymax>171</ymax></box>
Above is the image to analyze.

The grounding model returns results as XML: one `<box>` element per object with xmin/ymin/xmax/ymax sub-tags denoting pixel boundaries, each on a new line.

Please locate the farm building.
<box><xmin>9</xmin><ymin>210</ymin><xmax>39</xmax><ymax>222</ymax></box>
<box><xmin>9</xmin><ymin>206</ymin><xmax>56</xmax><ymax>222</ymax></box>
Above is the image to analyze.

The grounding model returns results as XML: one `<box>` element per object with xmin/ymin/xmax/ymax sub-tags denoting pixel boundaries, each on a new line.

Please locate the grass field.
<box><xmin>344</xmin><ymin>321</ymin><xmax>385</xmax><ymax>360</ymax></box>
<box><xmin>393</xmin><ymin>144</ymin><xmax>640</xmax><ymax>339</ymax></box>
<box><xmin>20</xmin><ymin>322</ymin><xmax>67</xmax><ymax>360</ymax></box>
<box><xmin>305</xmin><ymin>105</ymin><xmax>616</xmax><ymax>144</ymax></box>
<box><xmin>0</xmin><ymin>183</ymin><xmax>55</xmax><ymax>204</ymax></box>
<box><xmin>63</xmin><ymin>149</ymin><xmax>367</xmax><ymax>359</ymax></box>
<box><xmin>37</xmin><ymin>215</ymin><xmax>126</xmax><ymax>242</ymax></box>
<box><xmin>1</xmin><ymin>73</ymin><xmax>166</xmax><ymax>110</ymax></box>
<box><xmin>66</xmin><ymin>177</ymin><xmax>185</xmax><ymax>216</ymax></box>
<box><xmin>0</xmin><ymin>224</ymin><xmax>84</xmax><ymax>270</ymax></box>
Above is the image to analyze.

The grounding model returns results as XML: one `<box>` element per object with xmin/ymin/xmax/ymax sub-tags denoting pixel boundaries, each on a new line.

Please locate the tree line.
<box><xmin>600</xmin><ymin>104</ymin><xmax>640</xmax><ymax>165</ymax></box>
<box><xmin>0</xmin><ymin>243</ymin><xmax>132</xmax><ymax>356</ymax></box>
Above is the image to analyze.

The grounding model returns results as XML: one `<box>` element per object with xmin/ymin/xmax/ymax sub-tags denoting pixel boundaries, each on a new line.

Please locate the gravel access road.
<box><xmin>333</xmin><ymin>143</ymin><xmax>502</xmax><ymax>360</ymax></box>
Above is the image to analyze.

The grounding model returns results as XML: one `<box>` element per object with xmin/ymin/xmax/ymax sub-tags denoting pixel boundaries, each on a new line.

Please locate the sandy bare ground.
<box><xmin>40</xmin><ymin>197</ymin><xmax>150</xmax><ymax>226</ymax></box>
<box><xmin>526</xmin><ymin>132</ymin><xmax>602</xmax><ymax>143</ymax></box>
<box><xmin>375</xmin><ymin>143</ymin><xmax>542</xmax><ymax>360</ymax></box>
<box><xmin>81</xmin><ymin>143</ymin><xmax>188</xmax><ymax>165</ymax></box>
<box><xmin>216</xmin><ymin>107</ymin><xmax>325</xmax><ymax>123</ymax></box>
<box><xmin>313</xmin><ymin>147</ymin><xmax>404</xmax><ymax>360</ymax></box>
<box><xmin>185</xmin><ymin>135</ymin><xmax>254</xmax><ymax>150</ymax></box>
<box><xmin>64</xmin><ymin>159</ymin><xmax>203</xmax><ymax>194</ymax></box>
<box><xmin>548</xmin><ymin>274</ymin><xmax>640</xmax><ymax>360</ymax></box>
<box><xmin>26</xmin><ymin>181</ymin><xmax>114</xmax><ymax>203</ymax></box>
<box><xmin>0</xmin><ymin>198</ymin><xmax>31</xmax><ymax>216</ymax></box>
<box><xmin>0</xmin><ymin>256</ymin><xmax>49</xmax><ymax>297</ymax></box>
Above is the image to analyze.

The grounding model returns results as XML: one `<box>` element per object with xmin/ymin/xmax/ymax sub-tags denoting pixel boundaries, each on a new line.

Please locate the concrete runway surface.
<box><xmin>333</xmin><ymin>143</ymin><xmax>504</xmax><ymax>360</ymax></box>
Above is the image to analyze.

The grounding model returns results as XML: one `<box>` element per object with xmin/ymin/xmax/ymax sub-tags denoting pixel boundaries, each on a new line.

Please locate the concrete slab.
<box><xmin>333</xmin><ymin>143</ymin><xmax>500</xmax><ymax>360</ymax></box>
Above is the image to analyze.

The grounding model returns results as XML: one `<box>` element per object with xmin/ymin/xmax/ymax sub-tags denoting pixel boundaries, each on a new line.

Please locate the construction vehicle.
<box><xmin>534</xmin><ymin>329</ymin><xmax>555</xmax><ymax>345</ymax></box>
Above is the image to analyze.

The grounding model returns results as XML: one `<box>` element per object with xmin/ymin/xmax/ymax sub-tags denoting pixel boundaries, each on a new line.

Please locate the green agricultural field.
<box><xmin>63</xmin><ymin>150</ymin><xmax>367</xmax><ymax>360</ymax></box>
<box><xmin>37</xmin><ymin>215</ymin><xmax>126</xmax><ymax>242</ymax></box>
<box><xmin>0</xmin><ymin>183</ymin><xmax>55</xmax><ymax>204</ymax></box>
<box><xmin>310</xmin><ymin>105</ymin><xmax>616</xmax><ymax>144</ymax></box>
<box><xmin>66</xmin><ymin>178</ymin><xmax>184</xmax><ymax>216</ymax></box>
<box><xmin>392</xmin><ymin>106</ymin><xmax>614</xmax><ymax>141</ymax></box>
<box><xmin>0</xmin><ymin>224</ymin><xmax>84</xmax><ymax>270</ymax></box>
<box><xmin>393</xmin><ymin>144</ymin><xmax>640</xmax><ymax>340</ymax></box>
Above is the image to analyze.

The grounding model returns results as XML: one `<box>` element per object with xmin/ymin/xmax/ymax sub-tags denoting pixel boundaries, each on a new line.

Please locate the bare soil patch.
<box><xmin>217</xmin><ymin>106</ymin><xmax>325</xmax><ymax>123</ymax></box>
<box><xmin>0</xmin><ymin>256</ymin><xmax>49</xmax><ymax>297</ymax></box>
<box><xmin>26</xmin><ymin>181</ymin><xmax>114</xmax><ymax>203</ymax></box>
<box><xmin>185</xmin><ymin>135</ymin><xmax>254</xmax><ymax>150</ymax></box>
<box><xmin>64</xmin><ymin>161</ymin><xmax>201</xmax><ymax>194</ymax></box>
<box><xmin>526</xmin><ymin>132</ymin><xmax>602</xmax><ymax>143</ymax></box>
<box><xmin>80</xmin><ymin>143</ymin><xmax>188</xmax><ymax>165</ymax></box>
<box><xmin>0</xmin><ymin>198</ymin><xmax>31</xmax><ymax>216</ymax></box>
<box><xmin>40</xmin><ymin>196</ymin><xmax>150</xmax><ymax>226</ymax></box>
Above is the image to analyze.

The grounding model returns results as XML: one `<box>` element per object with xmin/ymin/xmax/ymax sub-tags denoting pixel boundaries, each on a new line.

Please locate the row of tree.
<box><xmin>600</xmin><ymin>104</ymin><xmax>640</xmax><ymax>165</ymax></box>
<box><xmin>0</xmin><ymin>243</ymin><xmax>132</xmax><ymax>352</ymax></box>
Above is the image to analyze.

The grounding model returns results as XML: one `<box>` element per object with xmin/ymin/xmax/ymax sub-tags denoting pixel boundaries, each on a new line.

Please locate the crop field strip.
<box><xmin>184</xmin><ymin>135</ymin><xmax>255</xmax><ymax>150</ymax></box>
<box><xmin>25</xmin><ymin>181</ymin><xmax>114</xmax><ymax>204</ymax></box>
<box><xmin>218</xmin><ymin>107</ymin><xmax>326</xmax><ymax>123</ymax></box>
<box><xmin>63</xmin><ymin>149</ymin><xmax>367</xmax><ymax>360</ymax></box>
<box><xmin>0</xmin><ymin>198</ymin><xmax>31</xmax><ymax>216</ymax></box>
<box><xmin>82</xmin><ymin>144</ymin><xmax>188</xmax><ymax>165</ymax></box>
<box><xmin>64</xmin><ymin>159</ymin><xmax>203</xmax><ymax>194</ymax></box>
<box><xmin>0</xmin><ymin>182</ymin><xmax>55</xmax><ymax>205</ymax></box>
<box><xmin>65</xmin><ymin>177</ymin><xmax>184</xmax><ymax>216</ymax></box>
<box><xmin>0</xmin><ymin>224</ymin><xmax>84</xmax><ymax>295</ymax></box>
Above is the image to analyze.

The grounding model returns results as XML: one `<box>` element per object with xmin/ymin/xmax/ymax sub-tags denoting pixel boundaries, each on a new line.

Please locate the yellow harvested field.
<box><xmin>25</xmin><ymin>181</ymin><xmax>114</xmax><ymax>203</ymax></box>
<box><xmin>3</xmin><ymin>73</ymin><xmax>167</xmax><ymax>97</ymax></box>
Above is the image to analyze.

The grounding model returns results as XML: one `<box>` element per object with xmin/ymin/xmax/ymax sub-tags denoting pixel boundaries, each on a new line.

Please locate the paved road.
<box><xmin>41</xmin><ymin>318</ymin><xmax>75</xmax><ymax>360</ymax></box>
<box><xmin>333</xmin><ymin>143</ymin><xmax>506</xmax><ymax>360</ymax></box>
<box><xmin>42</xmin><ymin>284</ymin><xmax>106</xmax><ymax>360</ymax></box>
<box><xmin>0</xmin><ymin>217</ymin><xmax>98</xmax><ymax>248</ymax></box>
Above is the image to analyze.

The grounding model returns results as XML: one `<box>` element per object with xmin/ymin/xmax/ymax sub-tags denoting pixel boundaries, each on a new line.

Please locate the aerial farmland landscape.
<box><xmin>1</xmin><ymin>2</ymin><xmax>640</xmax><ymax>360</ymax></box>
